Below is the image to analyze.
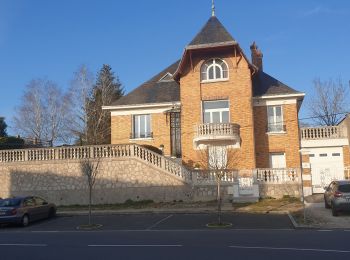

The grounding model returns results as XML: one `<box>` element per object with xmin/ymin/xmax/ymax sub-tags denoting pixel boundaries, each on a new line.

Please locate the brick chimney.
<box><xmin>250</xmin><ymin>42</ymin><xmax>263</xmax><ymax>71</ymax></box>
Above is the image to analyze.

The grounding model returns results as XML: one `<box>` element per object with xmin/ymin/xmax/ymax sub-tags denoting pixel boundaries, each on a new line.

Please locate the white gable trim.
<box><xmin>106</xmin><ymin>102</ymin><xmax>181</xmax><ymax>116</ymax></box>
<box><xmin>253</xmin><ymin>93</ymin><xmax>305</xmax><ymax>100</ymax></box>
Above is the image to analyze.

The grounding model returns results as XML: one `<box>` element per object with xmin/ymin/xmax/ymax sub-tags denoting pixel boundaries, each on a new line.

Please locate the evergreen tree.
<box><xmin>87</xmin><ymin>64</ymin><xmax>124</xmax><ymax>144</ymax></box>
<box><xmin>0</xmin><ymin>117</ymin><xmax>8</xmax><ymax>137</ymax></box>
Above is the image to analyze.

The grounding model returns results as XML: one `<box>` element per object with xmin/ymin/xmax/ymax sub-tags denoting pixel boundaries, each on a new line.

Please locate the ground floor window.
<box><xmin>132</xmin><ymin>114</ymin><xmax>151</xmax><ymax>139</ymax></box>
<box><xmin>269</xmin><ymin>153</ymin><xmax>286</xmax><ymax>168</ymax></box>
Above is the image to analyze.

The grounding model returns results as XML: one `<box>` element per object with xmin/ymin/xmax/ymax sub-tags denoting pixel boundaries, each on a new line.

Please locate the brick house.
<box><xmin>104</xmin><ymin>15</ymin><xmax>305</xmax><ymax>175</ymax></box>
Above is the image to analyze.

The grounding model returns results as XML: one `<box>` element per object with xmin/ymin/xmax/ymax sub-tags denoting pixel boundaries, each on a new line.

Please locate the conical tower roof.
<box><xmin>187</xmin><ymin>16</ymin><xmax>236</xmax><ymax>48</ymax></box>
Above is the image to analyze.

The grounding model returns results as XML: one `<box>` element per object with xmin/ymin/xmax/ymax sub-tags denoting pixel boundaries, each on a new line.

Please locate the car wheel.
<box><xmin>21</xmin><ymin>214</ymin><xmax>30</xmax><ymax>227</ymax></box>
<box><xmin>324</xmin><ymin>199</ymin><xmax>331</xmax><ymax>209</ymax></box>
<box><xmin>48</xmin><ymin>208</ymin><xmax>56</xmax><ymax>218</ymax></box>
<box><xmin>331</xmin><ymin>204</ymin><xmax>338</xmax><ymax>217</ymax></box>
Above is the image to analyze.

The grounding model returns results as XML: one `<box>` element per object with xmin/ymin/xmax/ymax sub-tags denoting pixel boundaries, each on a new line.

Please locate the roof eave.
<box><xmin>102</xmin><ymin>101</ymin><xmax>181</xmax><ymax>111</ymax></box>
<box><xmin>253</xmin><ymin>93</ymin><xmax>306</xmax><ymax>100</ymax></box>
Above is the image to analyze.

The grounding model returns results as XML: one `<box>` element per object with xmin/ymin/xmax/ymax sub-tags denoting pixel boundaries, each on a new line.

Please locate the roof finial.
<box><xmin>211</xmin><ymin>0</ymin><xmax>215</xmax><ymax>16</ymax></box>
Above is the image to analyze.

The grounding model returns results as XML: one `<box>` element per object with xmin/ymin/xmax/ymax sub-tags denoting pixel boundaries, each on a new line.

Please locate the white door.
<box><xmin>309</xmin><ymin>147</ymin><xmax>344</xmax><ymax>193</ymax></box>
<box><xmin>269</xmin><ymin>153</ymin><xmax>286</xmax><ymax>168</ymax></box>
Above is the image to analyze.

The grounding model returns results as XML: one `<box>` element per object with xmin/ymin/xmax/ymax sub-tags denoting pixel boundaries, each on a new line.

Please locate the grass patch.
<box><xmin>206</xmin><ymin>222</ymin><xmax>232</xmax><ymax>228</ymax></box>
<box><xmin>76</xmin><ymin>224</ymin><xmax>103</xmax><ymax>230</ymax></box>
<box><xmin>58</xmin><ymin>200</ymin><xmax>218</xmax><ymax>211</ymax></box>
<box><xmin>233</xmin><ymin>197</ymin><xmax>303</xmax><ymax>213</ymax></box>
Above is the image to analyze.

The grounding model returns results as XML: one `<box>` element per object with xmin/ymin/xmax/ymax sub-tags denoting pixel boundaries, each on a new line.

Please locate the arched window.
<box><xmin>201</xmin><ymin>58</ymin><xmax>229</xmax><ymax>82</ymax></box>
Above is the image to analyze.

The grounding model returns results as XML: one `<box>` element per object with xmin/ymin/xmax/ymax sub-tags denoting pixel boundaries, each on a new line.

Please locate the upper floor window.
<box><xmin>132</xmin><ymin>114</ymin><xmax>152</xmax><ymax>139</ymax></box>
<box><xmin>267</xmin><ymin>106</ymin><xmax>284</xmax><ymax>133</ymax></box>
<box><xmin>203</xmin><ymin>100</ymin><xmax>229</xmax><ymax>123</ymax></box>
<box><xmin>201</xmin><ymin>58</ymin><xmax>229</xmax><ymax>82</ymax></box>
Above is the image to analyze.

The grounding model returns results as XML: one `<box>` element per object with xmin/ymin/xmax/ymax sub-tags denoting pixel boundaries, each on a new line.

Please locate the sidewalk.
<box><xmin>289</xmin><ymin>194</ymin><xmax>350</xmax><ymax>229</ymax></box>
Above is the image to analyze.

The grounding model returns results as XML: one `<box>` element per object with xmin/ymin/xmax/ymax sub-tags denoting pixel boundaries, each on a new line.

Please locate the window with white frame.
<box><xmin>203</xmin><ymin>100</ymin><xmax>229</xmax><ymax>123</ymax></box>
<box><xmin>267</xmin><ymin>106</ymin><xmax>284</xmax><ymax>132</ymax></box>
<box><xmin>201</xmin><ymin>58</ymin><xmax>229</xmax><ymax>82</ymax></box>
<box><xmin>132</xmin><ymin>114</ymin><xmax>151</xmax><ymax>139</ymax></box>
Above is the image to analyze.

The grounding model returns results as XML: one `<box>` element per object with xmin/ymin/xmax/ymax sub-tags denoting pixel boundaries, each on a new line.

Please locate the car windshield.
<box><xmin>0</xmin><ymin>198</ymin><xmax>22</xmax><ymax>207</ymax></box>
<box><xmin>338</xmin><ymin>184</ymin><xmax>350</xmax><ymax>193</ymax></box>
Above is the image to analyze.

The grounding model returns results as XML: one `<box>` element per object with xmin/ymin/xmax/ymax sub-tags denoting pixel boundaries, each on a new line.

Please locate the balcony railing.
<box><xmin>300</xmin><ymin>126</ymin><xmax>347</xmax><ymax>140</ymax></box>
<box><xmin>194</xmin><ymin>123</ymin><xmax>240</xmax><ymax>146</ymax></box>
<box><xmin>196</xmin><ymin>123</ymin><xmax>240</xmax><ymax>137</ymax></box>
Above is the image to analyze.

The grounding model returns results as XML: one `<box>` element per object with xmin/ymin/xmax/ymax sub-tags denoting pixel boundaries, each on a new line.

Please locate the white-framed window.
<box><xmin>269</xmin><ymin>153</ymin><xmax>286</xmax><ymax>168</ymax></box>
<box><xmin>203</xmin><ymin>100</ymin><xmax>229</xmax><ymax>123</ymax></box>
<box><xmin>267</xmin><ymin>106</ymin><xmax>284</xmax><ymax>132</ymax></box>
<box><xmin>132</xmin><ymin>114</ymin><xmax>151</xmax><ymax>139</ymax></box>
<box><xmin>201</xmin><ymin>58</ymin><xmax>229</xmax><ymax>82</ymax></box>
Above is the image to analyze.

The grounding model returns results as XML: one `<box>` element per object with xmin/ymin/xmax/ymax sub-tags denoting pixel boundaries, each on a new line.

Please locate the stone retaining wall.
<box><xmin>0</xmin><ymin>158</ymin><xmax>193</xmax><ymax>205</ymax></box>
<box><xmin>0</xmin><ymin>157</ymin><xmax>301</xmax><ymax>205</ymax></box>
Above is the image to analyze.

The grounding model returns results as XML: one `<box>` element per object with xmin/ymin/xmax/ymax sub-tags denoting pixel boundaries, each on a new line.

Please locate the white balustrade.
<box><xmin>300</xmin><ymin>126</ymin><xmax>347</xmax><ymax>140</ymax></box>
<box><xmin>196</xmin><ymin>123</ymin><xmax>240</xmax><ymax>137</ymax></box>
<box><xmin>256</xmin><ymin>168</ymin><xmax>300</xmax><ymax>183</ymax></box>
<box><xmin>0</xmin><ymin>143</ymin><xmax>301</xmax><ymax>185</ymax></box>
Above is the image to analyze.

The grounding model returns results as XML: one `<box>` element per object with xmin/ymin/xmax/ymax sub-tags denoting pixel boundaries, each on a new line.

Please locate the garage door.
<box><xmin>309</xmin><ymin>147</ymin><xmax>344</xmax><ymax>193</ymax></box>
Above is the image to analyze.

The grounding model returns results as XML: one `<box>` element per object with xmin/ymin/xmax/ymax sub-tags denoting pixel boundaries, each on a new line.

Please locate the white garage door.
<box><xmin>309</xmin><ymin>147</ymin><xmax>344</xmax><ymax>193</ymax></box>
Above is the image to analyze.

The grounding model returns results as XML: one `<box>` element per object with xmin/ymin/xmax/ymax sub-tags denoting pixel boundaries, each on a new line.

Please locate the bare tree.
<box><xmin>13</xmin><ymin>79</ymin><xmax>72</xmax><ymax>145</ymax></box>
<box><xmin>198</xmin><ymin>146</ymin><xmax>238</xmax><ymax>225</ymax></box>
<box><xmin>68</xmin><ymin>65</ymin><xmax>94</xmax><ymax>145</ymax></box>
<box><xmin>308</xmin><ymin>78</ymin><xmax>350</xmax><ymax>126</ymax></box>
<box><xmin>80</xmin><ymin>157</ymin><xmax>100</xmax><ymax>226</ymax></box>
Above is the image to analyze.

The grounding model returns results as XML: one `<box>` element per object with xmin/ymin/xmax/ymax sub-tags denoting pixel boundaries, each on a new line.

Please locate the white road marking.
<box><xmin>88</xmin><ymin>244</ymin><xmax>182</xmax><ymax>247</ymax></box>
<box><xmin>317</xmin><ymin>230</ymin><xmax>332</xmax><ymax>232</ymax></box>
<box><xmin>31</xmin><ymin>231</ymin><xmax>59</xmax><ymax>233</ymax></box>
<box><xmin>229</xmin><ymin>245</ymin><xmax>350</xmax><ymax>253</ymax></box>
<box><xmin>146</xmin><ymin>214</ymin><xmax>173</xmax><ymax>230</ymax></box>
<box><xmin>0</xmin><ymin>243</ymin><xmax>47</xmax><ymax>247</ymax></box>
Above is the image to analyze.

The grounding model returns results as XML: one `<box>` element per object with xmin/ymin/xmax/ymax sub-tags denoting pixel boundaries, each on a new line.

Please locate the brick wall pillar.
<box><xmin>301</xmin><ymin>153</ymin><xmax>312</xmax><ymax>197</ymax></box>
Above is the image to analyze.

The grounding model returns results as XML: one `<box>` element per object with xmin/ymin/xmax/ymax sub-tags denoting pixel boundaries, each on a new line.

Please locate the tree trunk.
<box><xmin>88</xmin><ymin>186</ymin><xmax>92</xmax><ymax>225</ymax></box>
<box><xmin>217</xmin><ymin>178</ymin><xmax>222</xmax><ymax>225</ymax></box>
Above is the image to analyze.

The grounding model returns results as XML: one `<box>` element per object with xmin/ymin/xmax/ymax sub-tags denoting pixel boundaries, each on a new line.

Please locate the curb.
<box><xmin>57</xmin><ymin>208</ymin><xmax>235</xmax><ymax>216</ymax></box>
<box><xmin>287</xmin><ymin>212</ymin><xmax>315</xmax><ymax>229</ymax></box>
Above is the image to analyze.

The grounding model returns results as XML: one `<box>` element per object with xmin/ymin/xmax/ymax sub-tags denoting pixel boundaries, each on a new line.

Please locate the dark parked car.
<box><xmin>324</xmin><ymin>180</ymin><xmax>350</xmax><ymax>216</ymax></box>
<box><xmin>0</xmin><ymin>196</ymin><xmax>56</xmax><ymax>226</ymax></box>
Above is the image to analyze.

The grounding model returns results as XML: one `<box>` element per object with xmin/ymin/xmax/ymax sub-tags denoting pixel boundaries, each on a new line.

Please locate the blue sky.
<box><xmin>1</xmin><ymin>0</ymin><xmax>349</xmax><ymax>134</ymax></box>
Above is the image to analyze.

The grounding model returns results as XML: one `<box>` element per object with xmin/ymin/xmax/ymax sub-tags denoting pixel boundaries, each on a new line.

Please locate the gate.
<box><xmin>311</xmin><ymin>166</ymin><xmax>344</xmax><ymax>193</ymax></box>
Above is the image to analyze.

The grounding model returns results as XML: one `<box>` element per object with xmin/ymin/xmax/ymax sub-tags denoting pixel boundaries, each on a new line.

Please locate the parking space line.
<box><xmin>229</xmin><ymin>245</ymin><xmax>350</xmax><ymax>253</ymax></box>
<box><xmin>146</xmin><ymin>214</ymin><xmax>173</xmax><ymax>230</ymax></box>
<box><xmin>0</xmin><ymin>243</ymin><xmax>47</xmax><ymax>247</ymax></box>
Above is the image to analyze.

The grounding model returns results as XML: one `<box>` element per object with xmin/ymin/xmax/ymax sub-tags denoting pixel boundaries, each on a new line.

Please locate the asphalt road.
<box><xmin>1</xmin><ymin>213</ymin><xmax>350</xmax><ymax>259</ymax></box>
<box><xmin>0</xmin><ymin>229</ymin><xmax>350</xmax><ymax>260</ymax></box>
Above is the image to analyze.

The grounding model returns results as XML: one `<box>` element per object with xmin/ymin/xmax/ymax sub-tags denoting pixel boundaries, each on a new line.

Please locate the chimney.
<box><xmin>250</xmin><ymin>42</ymin><xmax>263</xmax><ymax>71</ymax></box>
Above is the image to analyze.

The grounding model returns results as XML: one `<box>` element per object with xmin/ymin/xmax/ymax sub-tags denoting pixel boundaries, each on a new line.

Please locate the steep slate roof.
<box><xmin>111</xmin><ymin>16</ymin><xmax>302</xmax><ymax>107</ymax></box>
<box><xmin>188</xmin><ymin>16</ymin><xmax>236</xmax><ymax>47</ymax></box>
<box><xmin>252</xmin><ymin>71</ymin><xmax>302</xmax><ymax>97</ymax></box>
<box><xmin>111</xmin><ymin>61</ymin><xmax>180</xmax><ymax>106</ymax></box>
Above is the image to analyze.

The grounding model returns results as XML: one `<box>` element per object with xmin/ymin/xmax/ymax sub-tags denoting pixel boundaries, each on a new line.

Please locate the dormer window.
<box><xmin>201</xmin><ymin>58</ymin><xmax>229</xmax><ymax>82</ymax></box>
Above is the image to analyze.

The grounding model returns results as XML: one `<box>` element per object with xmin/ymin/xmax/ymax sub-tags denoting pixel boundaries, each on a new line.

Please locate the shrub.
<box><xmin>140</xmin><ymin>145</ymin><xmax>163</xmax><ymax>155</ymax></box>
<box><xmin>0</xmin><ymin>136</ymin><xmax>25</xmax><ymax>150</ymax></box>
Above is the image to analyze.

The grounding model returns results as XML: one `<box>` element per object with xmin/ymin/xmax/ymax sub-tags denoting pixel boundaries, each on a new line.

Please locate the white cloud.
<box><xmin>301</xmin><ymin>5</ymin><xmax>349</xmax><ymax>17</ymax></box>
